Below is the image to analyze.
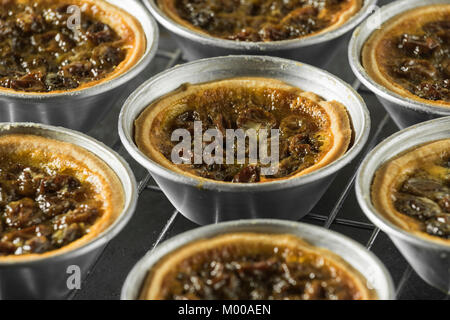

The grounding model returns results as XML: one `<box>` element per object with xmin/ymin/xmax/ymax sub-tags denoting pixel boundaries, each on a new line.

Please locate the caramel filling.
<box><xmin>0</xmin><ymin>154</ymin><xmax>103</xmax><ymax>256</ymax></box>
<box><xmin>151</xmin><ymin>85</ymin><xmax>334</xmax><ymax>183</ymax></box>
<box><xmin>376</xmin><ymin>18</ymin><xmax>449</xmax><ymax>102</ymax></box>
<box><xmin>147</xmin><ymin>234</ymin><xmax>366</xmax><ymax>300</ymax></box>
<box><xmin>161</xmin><ymin>0</ymin><xmax>359</xmax><ymax>42</ymax></box>
<box><xmin>393</xmin><ymin>156</ymin><xmax>450</xmax><ymax>239</ymax></box>
<box><xmin>0</xmin><ymin>1</ymin><xmax>128</xmax><ymax>92</ymax></box>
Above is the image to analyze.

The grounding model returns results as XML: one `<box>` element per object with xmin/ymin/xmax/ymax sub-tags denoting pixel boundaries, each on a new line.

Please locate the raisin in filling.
<box><xmin>0</xmin><ymin>158</ymin><xmax>102</xmax><ymax>256</ymax></box>
<box><xmin>170</xmin><ymin>0</ymin><xmax>355</xmax><ymax>42</ymax></box>
<box><xmin>157</xmin><ymin>86</ymin><xmax>331</xmax><ymax>183</ymax></box>
<box><xmin>160</xmin><ymin>243</ymin><xmax>361</xmax><ymax>300</ymax></box>
<box><xmin>384</xmin><ymin>19</ymin><xmax>450</xmax><ymax>102</ymax></box>
<box><xmin>0</xmin><ymin>1</ymin><xmax>126</xmax><ymax>93</ymax></box>
<box><xmin>393</xmin><ymin>157</ymin><xmax>450</xmax><ymax>239</ymax></box>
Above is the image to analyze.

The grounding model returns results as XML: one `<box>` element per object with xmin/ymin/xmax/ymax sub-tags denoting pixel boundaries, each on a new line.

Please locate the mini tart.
<box><xmin>140</xmin><ymin>233</ymin><xmax>377</xmax><ymax>300</ymax></box>
<box><xmin>135</xmin><ymin>77</ymin><xmax>352</xmax><ymax>183</ymax></box>
<box><xmin>372</xmin><ymin>139</ymin><xmax>450</xmax><ymax>246</ymax></box>
<box><xmin>0</xmin><ymin>134</ymin><xmax>124</xmax><ymax>262</ymax></box>
<box><xmin>0</xmin><ymin>0</ymin><xmax>146</xmax><ymax>94</ymax></box>
<box><xmin>158</xmin><ymin>0</ymin><xmax>362</xmax><ymax>42</ymax></box>
<box><xmin>362</xmin><ymin>5</ymin><xmax>450</xmax><ymax>107</ymax></box>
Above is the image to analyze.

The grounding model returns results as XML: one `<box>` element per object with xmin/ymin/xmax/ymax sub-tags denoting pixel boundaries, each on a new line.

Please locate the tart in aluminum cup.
<box><xmin>356</xmin><ymin>117</ymin><xmax>450</xmax><ymax>294</ymax></box>
<box><xmin>0</xmin><ymin>0</ymin><xmax>159</xmax><ymax>133</ymax></box>
<box><xmin>349</xmin><ymin>0</ymin><xmax>450</xmax><ymax>129</ymax></box>
<box><xmin>119</xmin><ymin>55</ymin><xmax>371</xmax><ymax>225</ymax></box>
<box><xmin>121</xmin><ymin>219</ymin><xmax>395</xmax><ymax>300</ymax></box>
<box><xmin>145</xmin><ymin>0</ymin><xmax>377</xmax><ymax>65</ymax></box>
<box><xmin>0</xmin><ymin>122</ymin><xmax>137</xmax><ymax>299</ymax></box>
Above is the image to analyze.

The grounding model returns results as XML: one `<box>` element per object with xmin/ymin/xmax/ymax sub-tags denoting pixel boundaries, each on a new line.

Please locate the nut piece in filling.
<box><xmin>0</xmin><ymin>134</ymin><xmax>124</xmax><ymax>261</ymax></box>
<box><xmin>158</xmin><ymin>0</ymin><xmax>362</xmax><ymax>42</ymax></box>
<box><xmin>372</xmin><ymin>139</ymin><xmax>450</xmax><ymax>245</ymax></box>
<box><xmin>135</xmin><ymin>77</ymin><xmax>352</xmax><ymax>183</ymax></box>
<box><xmin>0</xmin><ymin>0</ymin><xmax>145</xmax><ymax>94</ymax></box>
<box><xmin>363</xmin><ymin>5</ymin><xmax>450</xmax><ymax>107</ymax></box>
<box><xmin>140</xmin><ymin>233</ymin><xmax>376</xmax><ymax>300</ymax></box>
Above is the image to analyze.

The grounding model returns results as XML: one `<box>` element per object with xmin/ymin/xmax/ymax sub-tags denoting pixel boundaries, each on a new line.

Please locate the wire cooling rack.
<box><xmin>72</xmin><ymin>1</ymin><xmax>449</xmax><ymax>300</ymax></box>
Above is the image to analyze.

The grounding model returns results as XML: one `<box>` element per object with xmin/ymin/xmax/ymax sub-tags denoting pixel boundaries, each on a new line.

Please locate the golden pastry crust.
<box><xmin>362</xmin><ymin>5</ymin><xmax>450</xmax><ymax>108</ymax></box>
<box><xmin>135</xmin><ymin>77</ymin><xmax>352</xmax><ymax>184</ymax></box>
<box><xmin>0</xmin><ymin>0</ymin><xmax>146</xmax><ymax>95</ymax></box>
<box><xmin>0</xmin><ymin>134</ymin><xmax>124</xmax><ymax>262</ymax></box>
<box><xmin>372</xmin><ymin>139</ymin><xmax>450</xmax><ymax>246</ymax></box>
<box><xmin>158</xmin><ymin>0</ymin><xmax>362</xmax><ymax>42</ymax></box>
<box><xmin>140</xmin><ymin>232</ymin><xmax>377</xmax><ymax>300</ymax></box>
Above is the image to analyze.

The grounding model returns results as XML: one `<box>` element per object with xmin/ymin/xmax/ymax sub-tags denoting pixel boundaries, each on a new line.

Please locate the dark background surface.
<box><xmin>72</xmin><ymin>0</ymin><xmax>449</xmax><ymax>300</ymax></box>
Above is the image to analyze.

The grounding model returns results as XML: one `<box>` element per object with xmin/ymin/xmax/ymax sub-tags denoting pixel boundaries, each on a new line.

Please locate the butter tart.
<box><xmin>0</xmin><ymin>0</ymin><xmax>145</xmax><ymax>94</ymax></box>
<box><xmin>135</xmin><ymin>77</ymin><xmax>352</xmax><ymax>183</ymax></box>
<box><xmin>0</xmin><ymin>134</ymin><xmax>124</xmax><ymax>262</ymax></box>
<box><xmin>362</xmin><ymin>5</ymin><xmax>450</xmax><ymax>107</ymax></box>
<box><xmin>139</xmin><ymin>233</ymin><xmax>376</xmax><ymax>300</ymax></box>
<box><xmin>158</xmin><ymin>0</ymin><xmax>362</xmax><ymax>42</ymax></box>
<box><xmin>372</xmin><ymin>139</ymin><xmax>450</xmax><ymax>245</ymax></box>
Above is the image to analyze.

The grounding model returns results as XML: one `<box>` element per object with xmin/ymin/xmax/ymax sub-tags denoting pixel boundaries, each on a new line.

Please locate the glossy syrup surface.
<box><xmin>378</xmin><ymin>19</ymin><xmax>450</xmax><ymax>102</ymax></box>
<box><xmin>0</xmin><ymin>1</ymin><xmax>126</xmax><ymax>92</ymax></box>
<box><xmin>0</xmin><ymin>155</ymin><xmax>102</xmax><ymax>256</ymax></box>
<box><xmin>166</xmin><ymin>0</ymin><xmax>356</xmax><ymax>42</ymax></box>
<box><xmin>393</xmin><ymin>156</ymin><xmax>450</xmax><ymax>239</ymax></box>
<box><xmin>154</xmin><ymin>85</ymin><xmax>332</xmax><ymax>183</ymax></box>
<box><xmin>158</xmin><ymin>240</ymin><xmax>362</xmax><ymax>300</ymax></box>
